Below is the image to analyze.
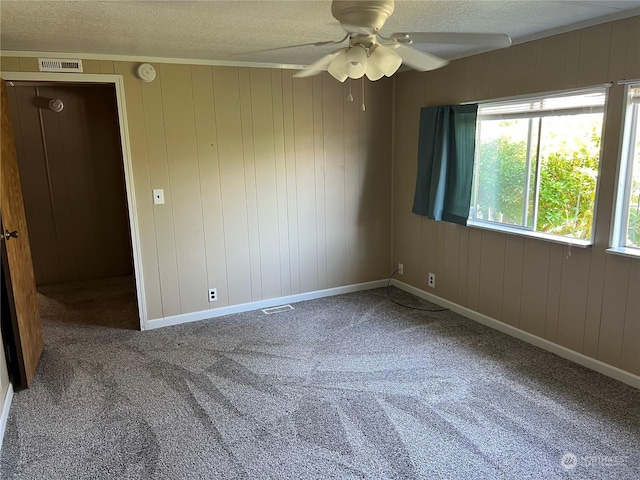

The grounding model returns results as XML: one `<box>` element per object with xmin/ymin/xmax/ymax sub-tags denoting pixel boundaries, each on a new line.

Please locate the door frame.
<box><xmin>0</xmin><ymin>72</ymin><xmax>147</xmax><ymax>329</ymax></box>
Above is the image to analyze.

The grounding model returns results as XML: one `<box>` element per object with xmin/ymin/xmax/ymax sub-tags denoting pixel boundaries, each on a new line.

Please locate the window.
<box><xmin>469</xmin><ymin>88</ymin><xmax>607</xmax><ymax>244</ymax></box>
<box><xmin>611</xmin><ymin>84</ymin><xmax>640</xmax><ymax>254</ymax></box>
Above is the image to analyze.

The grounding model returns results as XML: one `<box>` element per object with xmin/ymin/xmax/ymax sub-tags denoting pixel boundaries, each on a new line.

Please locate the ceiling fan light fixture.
<box><xmin>327</xmin><ymin>48</ymin><xmax>349</xmax><ymax>82</ymax></box>
<box><xmin>370</xmin><ymin>44</ymin><xmax>402</xmax><ymax>77</ymax></box>
<box><xmin>345</xmin><ymin>44</ymin><xmax>368</xmax><ymax>79</ymax></box>
<box><xmin>365</xmin><ymin>63</ymin><xmax>385</xmax><ymax>81</ymax></box>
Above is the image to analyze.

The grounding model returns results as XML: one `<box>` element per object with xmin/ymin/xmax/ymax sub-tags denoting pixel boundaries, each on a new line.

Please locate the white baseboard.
<box><xmin>392</xmin><ymin>279</ymin><xmax>640</xmax><ymax>390</ymax></box>
<box><xmin>0</xmin><ymin>383</ymin><xmax>14</xmax><ymax>452</ymax></box>
<box><xmin>145</xmin><ymin>279</ymin><xmax>388</xmax><ymax>331</ymax></box>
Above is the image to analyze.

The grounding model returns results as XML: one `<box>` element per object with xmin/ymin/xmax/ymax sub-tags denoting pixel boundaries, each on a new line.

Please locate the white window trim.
<box><xmin>463</xmin><ymin>83</ymin><xmax>613</xmax><ymax>106</ymax></box>
<box><xmin>469</xmin><ymin>85</ymin><xmax>609</xmax><ymax>246</ymax></box>
<box><xmin>609</xmin><ymin>81</ymin><xmax>640</xmax><ymax>258</ymax></box>
<box><xmin>468</xmin><ymin>219</ymin><xmax>592</xmax><ymax>247</ymax></box>
<box><xmin>606</xmin><ymin>246</ymin><xmax>640</xmax><ymax>260</ymax></box>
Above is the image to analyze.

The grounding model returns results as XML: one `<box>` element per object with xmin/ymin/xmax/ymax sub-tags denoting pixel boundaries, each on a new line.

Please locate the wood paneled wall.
<box><xmin>0</xmin><ymin>57</ymin><xmax>393</xmax><ymax>320</ymax></box>
<box><xmin>7</xmin><ymin>84</ymin><xmax>133</xmax><ymax>286</ymax></box>
<box><xmin>127</xmin><ymin>65</ymin><xmax>392</xmax><ymax>319</ymax></box>
<box><xmin>393</xmin><ymin>17</ymin><xmax>640</xmax><ymax>375</ymax></box>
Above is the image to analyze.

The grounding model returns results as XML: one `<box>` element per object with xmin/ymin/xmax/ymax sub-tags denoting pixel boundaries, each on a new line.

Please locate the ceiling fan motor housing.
<box><xmin>331</xmin><ymin>0</ymin><xmax>395</xmax><ymax>31</ymax></box>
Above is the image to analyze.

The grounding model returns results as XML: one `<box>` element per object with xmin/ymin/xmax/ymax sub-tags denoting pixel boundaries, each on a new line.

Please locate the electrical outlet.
<box><xmin>398</xmin><ymin>263</ymin><xmax>404</xmax><ymax>275</ymax></box>
<box><xmin>428</xmin><ymin>273</ymin><xmax>436</xmax><ymax>288</ymax></box>
<box><xmin>208</xmin><ymin>288</ymin><xmax>217</xmax><ymax>302</ymax></box>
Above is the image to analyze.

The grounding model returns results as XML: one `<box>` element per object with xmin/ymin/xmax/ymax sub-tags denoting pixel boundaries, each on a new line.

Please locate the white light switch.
<box><xmin>153</xmin><ymin>189</ymin><xmax>164</xmax><ymax>205</ymax></box>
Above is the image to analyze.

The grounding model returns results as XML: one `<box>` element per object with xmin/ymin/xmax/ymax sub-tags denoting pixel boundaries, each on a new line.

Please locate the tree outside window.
<box><xmin>470</xmin><ymin>89</ymin><xmax>606</xmax><ymax>243</ymax></box>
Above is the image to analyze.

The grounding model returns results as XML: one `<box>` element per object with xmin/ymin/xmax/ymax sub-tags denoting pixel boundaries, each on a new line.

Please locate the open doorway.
<box><xmin>6</xmin><ymin>81</ymin><xmax>139</xmax><ymax>331</ymax></box>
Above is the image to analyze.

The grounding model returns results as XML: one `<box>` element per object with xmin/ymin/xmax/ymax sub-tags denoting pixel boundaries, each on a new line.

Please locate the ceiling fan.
<box><xmin>284</xmin><ymin>0</ymin><xmax>512</xmax><ymax>81</ymax></box>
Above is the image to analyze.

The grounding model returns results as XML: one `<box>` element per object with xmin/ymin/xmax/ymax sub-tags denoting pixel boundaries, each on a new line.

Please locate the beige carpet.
<box><xmin>1</xmin><ymin>287</ymin><xmax>638</xmax><ymax>479</ymax></box>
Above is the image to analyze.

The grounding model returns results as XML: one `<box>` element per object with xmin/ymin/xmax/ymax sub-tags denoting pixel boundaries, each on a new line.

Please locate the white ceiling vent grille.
<box><xmin>262</xmin><ymin>305</ymin><xmax>294</xmax><ymax>315</ymax></box>
<box><xmin>38</xmin><ymin>58</ymin><xmax>83</xmax><ymax>73</ymax></box>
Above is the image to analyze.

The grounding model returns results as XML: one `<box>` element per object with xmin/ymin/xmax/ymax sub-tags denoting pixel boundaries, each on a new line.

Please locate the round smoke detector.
<box><xmin>137</xmin><ymin>63</ymin><xmax>157</xmax><ymax>83</ymax></box>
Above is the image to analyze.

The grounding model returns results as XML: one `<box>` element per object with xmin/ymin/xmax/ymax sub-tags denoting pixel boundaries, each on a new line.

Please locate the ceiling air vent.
<box><xmin>38</xmin><ymin>58</ymin><xmax>83</xmax><ymax>73</ymax></box>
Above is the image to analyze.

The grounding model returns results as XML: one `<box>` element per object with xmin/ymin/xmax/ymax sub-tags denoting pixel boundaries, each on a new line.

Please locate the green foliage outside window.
<box><xmin>537</xmin><ymin>130</ymin><xmax>600</xmax><ymax>239</ymax></box>
<box><xmin>628</xmin><ymin>151</ymin><xmax>640</xmax><ymax>247</ymax></box>
<box><xmin>630</xmin><ymin>206</ymin><xmax>640</xmax><ymax>246</ymax></box>
<box><xmin>474</xmin><ymin>120</ymin><xmax>601</xmax><ymax>240</ymax></box>
<box><xmin>475</xmin><ymin>136</ymin><xmax>529</xmax><ymax>227</ymax></box>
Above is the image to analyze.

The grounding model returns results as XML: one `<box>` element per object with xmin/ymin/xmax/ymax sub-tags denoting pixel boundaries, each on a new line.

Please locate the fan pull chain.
<box><xmin>348</xmin><ymin>79</ymin><xmax>354</xmax><ymax>102</ymax></box>
<box><xmin>361</xmin><ymin>76</ymin><xmax>366</xmax><ymax>112</ymax></box>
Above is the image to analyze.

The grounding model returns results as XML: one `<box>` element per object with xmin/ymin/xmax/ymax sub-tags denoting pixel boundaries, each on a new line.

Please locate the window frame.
<box><xmin>608</xmin><ymin>82</ymin><xmax>640</xmax><ymax>259</ymax></box>
<box><xmin>468</xmin><ymin>86</ymin><xmax>610</xmax><ymax>247</ymax></box>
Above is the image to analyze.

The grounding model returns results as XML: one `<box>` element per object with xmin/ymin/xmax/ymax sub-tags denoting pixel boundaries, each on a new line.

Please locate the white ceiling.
<box><xmin>1</xmin><ymin>1</ymin><xmax>639</xmax><ymax>68</ymax></box>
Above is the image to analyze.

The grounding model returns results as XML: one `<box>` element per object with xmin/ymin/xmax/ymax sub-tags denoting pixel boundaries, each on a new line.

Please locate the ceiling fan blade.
<box><xmin>234</xmin><ymin>39</ymin><xmax>346</xmax><ymax>56</ymax></box>
<box><xmin>391</xmin><ymin>44</ymin><xmax>449</xmax><ymax>72</ymax></box>
<box><xmin>398</xmin><ymin>32</ymin><xmax>512</xmax><ymax>49</ymax></box>
<box><xmin>293</xmin><ymin>48</ymin><xmax>346</xmax><ymax>78</ymax></box>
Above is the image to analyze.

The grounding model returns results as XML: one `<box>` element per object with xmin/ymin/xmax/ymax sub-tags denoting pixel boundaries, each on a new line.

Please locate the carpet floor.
<box><xmin>1</xmin><ymin>286</ymin><xmax>638</xmax><ymax>479</ymax></box>
<box><xmin>36</xmin><ymin>276</ymin><xmax>139</xmax><ymax>330</ymax></box>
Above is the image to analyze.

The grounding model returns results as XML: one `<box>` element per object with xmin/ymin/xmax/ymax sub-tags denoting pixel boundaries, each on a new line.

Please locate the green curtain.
<box><xmin>412</xmin><ymin>104</ymin><xmax>478</xmax><ymax>226</ymax></box>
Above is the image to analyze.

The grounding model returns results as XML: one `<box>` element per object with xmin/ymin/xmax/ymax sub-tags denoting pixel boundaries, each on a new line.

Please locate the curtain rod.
<box><xmin>617</xmin><ymin>78</ymin><xmax>640</xmax><ymax>85</ymax></box>
<box><xmin>461</xmin><ymin>83</ymin><xmax>613</xmax><ymax>105</ymax></box>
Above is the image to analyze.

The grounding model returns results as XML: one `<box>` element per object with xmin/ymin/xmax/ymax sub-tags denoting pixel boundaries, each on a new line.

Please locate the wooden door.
<box><xmin>0</xmin><ymin>79</ymin><xmax>43</xmax><ymax>389</ymax></box>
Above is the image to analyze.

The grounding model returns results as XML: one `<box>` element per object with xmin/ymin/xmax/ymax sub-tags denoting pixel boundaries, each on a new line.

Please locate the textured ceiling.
<box><xmin>1</xmin><ymin>1</ymin><xmax>640</xmax><ymax>68</ymax></box>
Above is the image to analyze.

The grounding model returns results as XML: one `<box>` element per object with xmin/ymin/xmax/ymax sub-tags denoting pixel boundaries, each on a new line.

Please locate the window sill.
<box><xmin>606</xmin><ymin>247</ymin><xmax>640</xmax><ymax>260</ymax></box>
<box><xmin>467</xmin><ymin>220</ymin><xmax>592</xmax><ymax>248</ymax></box>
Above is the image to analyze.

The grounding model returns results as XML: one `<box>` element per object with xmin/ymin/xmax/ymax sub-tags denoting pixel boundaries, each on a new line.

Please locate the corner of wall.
<box><xmin>390</xmin><ymin>74</ymin><xmax>397</xmax><ymax>271</ymax></box>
